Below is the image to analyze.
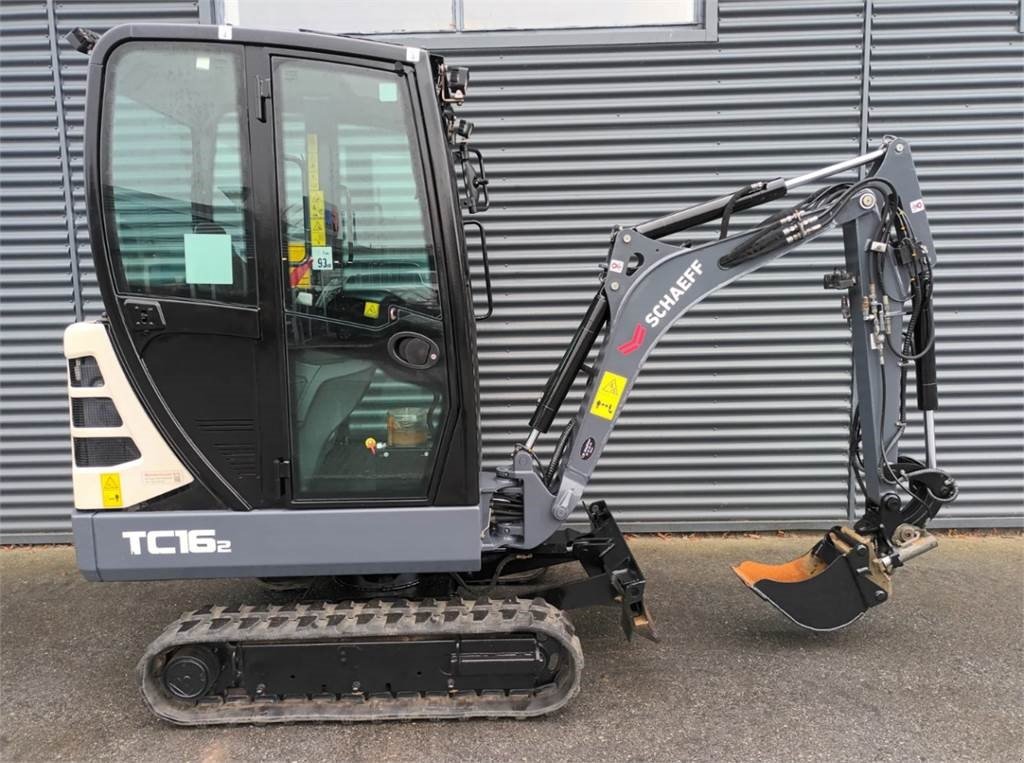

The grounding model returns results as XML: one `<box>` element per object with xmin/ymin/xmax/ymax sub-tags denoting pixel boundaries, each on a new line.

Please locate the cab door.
<box><xmin>94</xmin><ymin>40</ymin><xmax>278</xmax><ymax>508</ymax></box>
<box><xmin>264</xmin><ymin>51</ymin><xmax>457</xmax><ymax>504</ymax></box>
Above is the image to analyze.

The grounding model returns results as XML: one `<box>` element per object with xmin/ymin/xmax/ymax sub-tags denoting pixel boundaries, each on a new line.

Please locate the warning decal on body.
<box><xmin>100</xmin><ymin>472</ymin><xmax>122</xmax><ymax>508</ymax></box>
<box><xmin>590</xmin><ymin>371</ymin><xmax>628</xmax><ymax>421</ymax></box>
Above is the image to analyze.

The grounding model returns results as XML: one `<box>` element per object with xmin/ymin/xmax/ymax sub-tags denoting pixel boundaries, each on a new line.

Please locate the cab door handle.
<box><xmin>388</xmin><ymin>332</ymin><xmax>440</xmax><ymax>370</ymax></box>
<box><xmin>255</xmin><ymin>76</ymin><xmax>271</xmax><ymax>122</ymax></box>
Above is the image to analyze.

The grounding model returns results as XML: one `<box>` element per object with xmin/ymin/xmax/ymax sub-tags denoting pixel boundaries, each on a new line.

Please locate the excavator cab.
<box><xmin>71</xmin><ymin>26</ymin><xmax>483</xmax><ymax>525</ymax></box>
<box><xmin>65</xmin><ymin>23</ymin><xmax>957</xmax><ymax>724</ymax></box>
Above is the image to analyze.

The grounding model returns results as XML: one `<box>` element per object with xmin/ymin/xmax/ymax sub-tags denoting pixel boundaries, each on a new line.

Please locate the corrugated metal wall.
<box><xmin>0</xmin><ymin>0</ymin><xmax>77</xmax><ymax>542</ymax></box>
<box><xmin>0</xmin><ymin>0</ymin><xmax>1020</xmax><ymax>541</ymax></box>
<box><xmin>441</xmin><ymin>1</ymin><xmax>868</xmax><ymax>528</ymax></box>
<box><xmin>0</xmin><ymin>0</ymin><xmax>201</xmax><ymax>543</ymax></box>
<box><xmin>438</xmin><ymin>0</ymin><xmax>1024</xmax><ymax>529</ymax></box>
<box><xmin>867</xmin><ymin>0</ymin><xmax>1024</xmax><ymax>523</ymax></box>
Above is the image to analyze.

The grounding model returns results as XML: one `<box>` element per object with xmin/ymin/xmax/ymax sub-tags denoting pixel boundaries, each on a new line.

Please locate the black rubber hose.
<box><xmin>544</xmin><ymin>420</ymin><xmax>576</xmax><ymax>488</ymax></box>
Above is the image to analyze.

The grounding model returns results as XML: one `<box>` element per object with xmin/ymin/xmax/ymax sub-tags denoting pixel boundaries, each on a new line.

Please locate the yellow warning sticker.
<box><xmin>100</xmin><ymin>472</ymin><xmax>123</xmax><ymax>509</ymax></box>
<box><xmin>287</xmin><ymin>242</ymin><xmax>306</xmax><ymax>263</ymax></box>
<box><xmin>363</xmin><ymin>301</ymin><xmax>380</xmax><ymax>319</ymax></box>
<box><xmin>309</xmin><ymin>189</ymin><xmax>325</xmax><ymax>219</ymax></box>
<box><xmin>310</xmin><ymin>218</ymin><xmax>327</xmax><ymax>247</ymax></box>
<box><xmin>590</xmin><ymin>371</ymin><xmax>628</xmax><ymax>421</ymax></box>
<box><xmin>306</xmin><ymin>133</ymin><xmax>320</xmax><ymax>191</ymax></box>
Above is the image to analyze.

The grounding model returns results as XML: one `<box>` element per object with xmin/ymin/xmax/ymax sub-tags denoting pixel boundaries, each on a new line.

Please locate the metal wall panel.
<box><xmin>0</xmin><ymin>1</ymin><xmax>78</xmax><ymax>540</ymax></box>
<box><xmin>437</xmin><ymin>0</ymin><xmax>871</xmax><ymax>529</ymax></box>
<box><xmin>868</xmin><ymin>0</ymin><xmax>1024</xmax><ymax>522</ymax></box>
<box><xmin>1</xmin><ymin>0</ymin><xmax>1020</xmax><ymax>541</ymax></box>
<box><xmin>0</xmin><ymin>1</ymin><xmax>200</xmax><ymax>543</ymax></box>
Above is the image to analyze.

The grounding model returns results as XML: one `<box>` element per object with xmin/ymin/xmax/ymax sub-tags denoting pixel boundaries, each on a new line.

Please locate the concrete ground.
<box><xmin>1</xmin><ymin>534</ymin><xmax>1021</xmax><ymax>763</ymax></box>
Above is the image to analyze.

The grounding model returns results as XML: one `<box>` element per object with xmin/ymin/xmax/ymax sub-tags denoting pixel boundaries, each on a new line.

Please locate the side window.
<box><xmin>275</xmin><ymin>57</ymin><xmax>447</xmax><ymax>500</ymax></box>
<box><xmin>276</xmin><ymin>58</ymin><xmax>439</xmax><ymax>323</ymax></box>
<box><xmin>100</xmin><ymin>43</ymin><xmax>255</xmax><ymax>304</ymax></box>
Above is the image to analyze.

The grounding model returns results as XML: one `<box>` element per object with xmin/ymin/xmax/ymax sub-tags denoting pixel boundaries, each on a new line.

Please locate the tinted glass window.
<box><xmin>275</xmin><ymin>57</ymin><xmax>446</xmax><ymax>500</ymax></box>
<box><xmin>100</xmin><ymin>43</ymin><xmax>255</xmax><ymax>303</ymax></box>
<box><xmin>277</xmin><ymin>58</ymin><xmax>439</xmax><ymax>321</ymax></box>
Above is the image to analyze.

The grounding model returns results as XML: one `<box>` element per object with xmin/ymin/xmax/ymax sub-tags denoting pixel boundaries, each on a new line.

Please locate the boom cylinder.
<box><xmin>527</xmin><ymin>291</ymin><xmax>609</xmax><ymax>444</ymax></box>
<box><xmin>635</xmin><ymin>179</ymin><xmax>787</xmax><ymax>240</ymax></box>
<box><xmin>634</xmin><ymin>145</ymin><xmax>890</xmax><ymax>241</ymax></box>
<box><xmin>915</xmin><ymin>293</ymin><xmax>939</xmax><ymax>468</ymax></box>
<box><xmin>914</xmin><ymin>297</ymin><xmax>938</xmax><ymax>412</ymax></box>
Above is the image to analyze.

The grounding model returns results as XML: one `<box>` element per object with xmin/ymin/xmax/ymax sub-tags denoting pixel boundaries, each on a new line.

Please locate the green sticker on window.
<box><xmin>183</xmin><ymin>233</ymin><xmax>233</xmax><ymax>285</ymax></box>
<box><xmin>378</xmin><ymin>82</ymin><xmax>398</xmax><ymax>103</ymax></box>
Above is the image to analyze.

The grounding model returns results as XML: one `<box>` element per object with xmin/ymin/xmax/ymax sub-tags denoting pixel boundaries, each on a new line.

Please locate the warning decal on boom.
<box><xmin>590</xmin><ymin>371</ymin><xmax>627</xmax><ymax>421</ymax></box>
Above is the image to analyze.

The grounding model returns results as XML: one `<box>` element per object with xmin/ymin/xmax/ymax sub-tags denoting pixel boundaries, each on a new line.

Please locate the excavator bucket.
<box><xmin>732</xmin><ymin>528</ymin><xmax>892</xmax><ymax>632</ymax></box>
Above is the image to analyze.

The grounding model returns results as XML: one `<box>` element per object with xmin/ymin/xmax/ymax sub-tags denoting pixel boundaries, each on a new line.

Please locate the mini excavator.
<box><xmin>63</xmin><ymin>24</ymin><xmax>957</xmax><ymax>724</ymax></box>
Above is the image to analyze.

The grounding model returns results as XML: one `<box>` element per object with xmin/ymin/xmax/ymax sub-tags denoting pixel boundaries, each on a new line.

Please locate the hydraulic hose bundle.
<box><xmin>719</xmin><ymin>179</ymin><xmax>895</xmax><ymax>269</ymax></box>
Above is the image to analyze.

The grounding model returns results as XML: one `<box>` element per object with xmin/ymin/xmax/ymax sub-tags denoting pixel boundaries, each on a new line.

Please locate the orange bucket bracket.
<box><xmin>732</xmin><ymin>528</ymin><xmax>892</xmax><ymax>632</ymax></box>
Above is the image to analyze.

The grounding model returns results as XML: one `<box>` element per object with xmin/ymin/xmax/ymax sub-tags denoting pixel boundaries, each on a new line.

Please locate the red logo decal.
<box><xmin>289</xmin><ymin>260</ymin><xmax>312</xmax><ymax>287</ymax></box>
<box><xmin>617</xmin><ymin>324</ymin><xmax>646</xmax><ymax>355</ymax></box>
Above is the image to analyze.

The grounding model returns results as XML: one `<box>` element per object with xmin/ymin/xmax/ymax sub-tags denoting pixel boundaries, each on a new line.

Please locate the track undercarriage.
<box><xmin>139</xmin><ymin>501</ymin><xmax>652</xmax><ymax>725</ymax></box>
<box><xmin>142</xmin><ymin>598</ymin><xmax>583</xmax><ymax>724</ymax></box>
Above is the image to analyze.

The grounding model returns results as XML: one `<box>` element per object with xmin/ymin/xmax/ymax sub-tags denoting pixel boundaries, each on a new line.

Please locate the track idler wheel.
<box><xmin>161</xmin><ymin>646</ymin><xmax>221</xmax><ymax>700</ymax></box>
<box><xmin>732</xmin><ymin>527</ymin><xmax>892</xmax><ymax>632</ymax></box>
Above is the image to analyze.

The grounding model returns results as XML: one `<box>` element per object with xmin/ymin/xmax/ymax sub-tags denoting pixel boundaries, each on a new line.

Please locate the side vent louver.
<box><xmin>69</xmin><ymin>356</ymin><xmax>104</xmax><ymax>387</ymax></box>
<box><xmin>73</xmin><ymin>437</ymin><xmax>141</xmax><ymax>467</ymax></box>
<box><xmin>71</xmin><ymin>397</ymin><xmax>123</xmax><ymax>428</ymax></box>
<box><xmin>67</xmin><ymin>355</ymin><xmax>138</xmax><ymax>469</ymax></box>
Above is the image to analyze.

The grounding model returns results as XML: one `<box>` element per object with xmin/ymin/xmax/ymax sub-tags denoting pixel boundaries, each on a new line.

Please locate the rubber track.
<box><xmin>138</xmin><ymin>597</ymin><xmax>583</xmax><ymax>725</ymax></box>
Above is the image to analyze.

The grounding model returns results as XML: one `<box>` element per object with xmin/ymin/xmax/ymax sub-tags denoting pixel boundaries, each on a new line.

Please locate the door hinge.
<box><xmin>275</xmin><ymin>458</ymin><xmax>291</xmax><ymax>497</ymax></box>
<box><xmin>256</xmin><ymin>75</ymin><xmax>272</xmax><ymax>122</ymax></box>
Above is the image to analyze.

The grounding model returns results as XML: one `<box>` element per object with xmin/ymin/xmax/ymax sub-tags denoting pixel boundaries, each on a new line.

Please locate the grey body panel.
<box><xmin>73</xmin><ymin>505</ymin><xmax>482</xmax><ymax>581</ymax></box>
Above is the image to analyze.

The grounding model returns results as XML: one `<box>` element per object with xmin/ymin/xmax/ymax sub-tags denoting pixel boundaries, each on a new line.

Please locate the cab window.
<box><xmin>275</xmin><ymin>57</ymin><xmax>447</xmax><ymax>500</ymax></box>
<box><xmin>100</xmin><ymin>43</ymin><xmax>255</xmax><ymax>303</ymax></box>
<box><xmin>277</xmin><ymin>59</ymin><xmax>439</xmax><ymax>322</ymax></box>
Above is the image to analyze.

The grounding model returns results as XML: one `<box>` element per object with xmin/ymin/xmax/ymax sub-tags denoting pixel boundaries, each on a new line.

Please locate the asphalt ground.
<box><xmin>1</xmin><ymin>533</ymin><xmax>1021</xmax><ymax>763</ymax></box>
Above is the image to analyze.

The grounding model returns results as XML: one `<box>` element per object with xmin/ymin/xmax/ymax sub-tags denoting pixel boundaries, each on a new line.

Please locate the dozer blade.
<box><xmin>732</xmin><ymin>527</ymin><xmax>891</xmax><ymax>632</ymax></box>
